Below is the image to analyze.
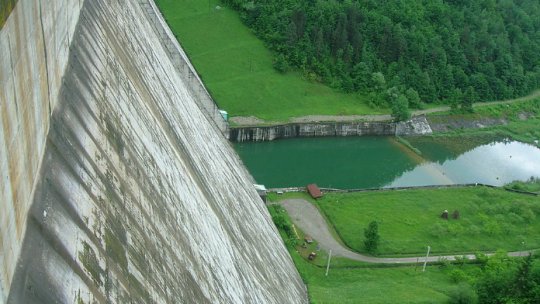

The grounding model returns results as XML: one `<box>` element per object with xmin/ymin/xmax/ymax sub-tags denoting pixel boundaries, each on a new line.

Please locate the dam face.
<box><xmin>1</xmin><ymin>0</ymin><xmax>307</xmax><ymax>303</ymax></box>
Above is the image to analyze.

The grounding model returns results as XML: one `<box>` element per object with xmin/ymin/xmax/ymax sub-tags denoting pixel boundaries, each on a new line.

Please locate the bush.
<box><xmin>454</xmin><ymin>255</ymin><xmax>468</xmax><ymax>267</ymax></box>
<box><xmin>449</xmin><ymin>269</ymin><xmax>469</xmax><ymax>284</ymax></box>
<box><xmin>273</xmin><ymin>54</ymin><xmax>289</xmax><ymax>73</ymax></box>
<box><xmin>475</xmin><ymin>252</ymin><xmax>489</xmax><ymax>266</ymax></box>
<box><xmin>447</xmin><ymin>283</ymin><xmax>478</xmax><ymax>304</ymax></box>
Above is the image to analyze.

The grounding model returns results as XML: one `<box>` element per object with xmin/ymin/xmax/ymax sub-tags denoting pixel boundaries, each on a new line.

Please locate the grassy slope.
<box><xmin>295</xmin><ymin>254</ymin><xmax>454</xmax><ymax>304</ymax></box>
<box><xmin>429</xmin><ymin>97</ymin><xmax>540</xmax><ymax>145</ymax></box>
<box><xmin>268</xmin><ymin>203</ymin><xmax>457</xmax><ymax>303</ymax></box>
<box><xmin>155</xmin><ymin>0</ymin><xmax>381</xmax><ymax>121</ymax></box>
<box><xmin>317</xmin><ymin>187</ymin><xmax>540</xmax><ymax>256</ymax></box>
<box><xmin>506</xmin><ymin>178</ymin><xmax>540</xmax><ymax>194</ymax></box>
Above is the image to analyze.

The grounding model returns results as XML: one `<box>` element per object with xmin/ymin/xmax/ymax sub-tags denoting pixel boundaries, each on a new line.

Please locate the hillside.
<box><xmin>226</xmin><ymin>0</ymin><xmax>540</xmax><ymax>111</ymax></box>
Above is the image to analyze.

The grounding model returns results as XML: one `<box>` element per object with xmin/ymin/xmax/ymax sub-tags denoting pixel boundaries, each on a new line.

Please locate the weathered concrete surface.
<box><xmin>137</xmin><ymin>0</ymin><xmax>229</xmax><ymax>137</ymax></box>
<box><xmin>0</xmin><ymin>0</ymin><xmax>83</xmax><ymax>300</ymax></box>
<box><xmin>231</xmin><ymin>121</ymin><xmax>397</xmax><ymax>142</ymax></box>
<box><xmin>230</xmin><ymin>116</ymin><xmax>434</xmax><ymax>142</ymax></box>
<box><xmin>1</xmin><ymin>0</ymin><xmax>307</xmax><ymax>303</ymax></box>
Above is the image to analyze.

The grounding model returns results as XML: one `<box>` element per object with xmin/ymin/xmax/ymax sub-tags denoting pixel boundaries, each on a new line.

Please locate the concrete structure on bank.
<box><xmin>0</xmin><ymin>0</ymin><xmax>306</xmax><ymax>302</ymax></box>
<box><xmin>230</xmin><ymin>116</ymin><xmax>433</xmax><ymax>142</ymax></box>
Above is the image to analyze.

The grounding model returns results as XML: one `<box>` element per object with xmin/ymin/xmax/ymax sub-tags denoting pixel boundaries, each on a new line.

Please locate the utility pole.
<box><xmin>325</xmin><ymin>250</ymin><xmax>332</xmax><ymax>277</ymax></box>
<box><xmin>422</xmin><ymin>246</ymin><xmax>431</xmax><ymax>272</ymax></box>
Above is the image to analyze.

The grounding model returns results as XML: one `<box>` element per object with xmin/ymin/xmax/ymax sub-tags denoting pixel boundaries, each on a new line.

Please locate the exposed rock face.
<box><xmin>427</xmin><ymin>115</ymin><xmax>507</xmax><ymax>132</ymax></box>
<box><xmin>395</xmin><ymin>116</ymin><xmax>433</xmax><ymax>136</ymax></box>
<box><xmin>1</xmin><ymin>0</ymin><xmax>307</xmax><ymax>303</ymax></box>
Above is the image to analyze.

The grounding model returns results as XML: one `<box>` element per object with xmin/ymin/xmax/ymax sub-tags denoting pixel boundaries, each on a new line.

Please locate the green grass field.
<box><xmin>294</xmin><ymin>254</ymin><xmax>456</xmax><ymax>304</ymax></box>
<box><xmin>155</xmin><ymin>0</ymin><xmax>380</xmax><ymax>121</ymax></box>
<box><xmin>268</xmin><ymin>203</ymin><xmax>462</xmax><ymax>303</ymax></box>
<box><xmin>316</xmin><ymin>187</ymin><xmax>540</xmax><ymax>256</ymax></box>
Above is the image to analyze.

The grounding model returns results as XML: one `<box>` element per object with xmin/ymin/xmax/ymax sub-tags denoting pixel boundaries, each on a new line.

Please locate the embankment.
<box><xmin>1</xmin><ymin>0</ymin><xmax>306</xmax><ymax>303</ymax></box>
<box><xmin>230</xmin><ymin>116</ymin><xmax>432</xmax><ymax>142</ymax></box>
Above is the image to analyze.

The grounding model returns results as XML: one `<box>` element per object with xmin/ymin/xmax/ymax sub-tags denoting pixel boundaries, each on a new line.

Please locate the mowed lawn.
<box><xmin>155</xmin><ymin>0</ymin><xmax>381</xmax><ymax>121</ymax></box>
<box><xmin>293</xmin><ymin>251</ymin><xmax>456</xmax><ymax>303</ymax></box>
<box><xmin>269</xmin><ymin>203</ymin><xmax>457</xmax><ymax>303</ymax></box>
<box><xmin>317</xmin><ymin>187</ymin><xmax>540</xmax><ymax>255</ymax></box>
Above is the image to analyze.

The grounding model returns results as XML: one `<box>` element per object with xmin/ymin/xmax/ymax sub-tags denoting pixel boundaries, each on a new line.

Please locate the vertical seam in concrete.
<box><xmin>7</xmin><ymin>34</ymin><xmax>19</xmax><ymax>119</ymax></box>
<box><xmin>38</xmin><ymin>0</ymin><xmax>52</xmax><ymax>117</ymax></box>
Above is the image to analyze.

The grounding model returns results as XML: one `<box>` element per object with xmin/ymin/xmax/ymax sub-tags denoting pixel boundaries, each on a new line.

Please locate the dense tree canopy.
<box><xmin>224</xmin><ymin>0</ymin><xmax>540</xmax><ymax>111</ymax></box>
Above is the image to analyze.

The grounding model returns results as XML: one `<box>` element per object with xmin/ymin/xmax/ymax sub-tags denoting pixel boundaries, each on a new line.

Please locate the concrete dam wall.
<box><xmin>1</xmin><ymin>0</ymin><xmax>306</xmax><ymax>303</ymax></box>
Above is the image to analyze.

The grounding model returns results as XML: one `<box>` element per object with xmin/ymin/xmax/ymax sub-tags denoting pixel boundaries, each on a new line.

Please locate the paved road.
<box><xmin>280</xmin><ymin>199</ymin><xmax>534</xmax><ymax>264</ymax></box>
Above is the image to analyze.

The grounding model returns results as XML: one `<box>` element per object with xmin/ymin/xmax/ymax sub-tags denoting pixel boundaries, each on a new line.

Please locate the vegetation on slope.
<box><xmin>0</xmin><ymin>0</ymin><xmax>17</xmax><ymax>28</ymax></box>
<box><xmin>316</xmin><ymin>187</ymin><xmax>540</xmax><ymax>256</ymax></box>
<box><xmin>156</xmin><ymin>0</ymin><xmax>383</xmax><ymax>121</ymax></box>
<box><xmin>270</xmin><ymin>201</ymin><xmax>540</xmax><ymax>303</ymax></box>
<box><xmin>268</xmin><ymin>203</ymin><xmax>456</xmax><ymax>303</ymax></box>
<box><xmin>225</xmin><ymin>0</ymin><xmax>540</xmax><ymax>111</ymax></box>
<box><xmin>506</xmin><ymin>178</ymin><xmax>540</xmax><ymax>194</ymax></box>
<box><xmin>428</xmin><ymin>97</ymin><xmax>540</xmax><ymax>145</ymax></box>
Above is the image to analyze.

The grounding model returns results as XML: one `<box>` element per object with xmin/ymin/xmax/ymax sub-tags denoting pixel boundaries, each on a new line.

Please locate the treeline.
<box><xmin>447</xmin><ymin>252</ymin><xmax>540</xmax><ymax>303</ymax></box>
<box><xmin>224</xmin><ymin>0</ymin><xmax>540</xmax><ymax>113</ymax></box>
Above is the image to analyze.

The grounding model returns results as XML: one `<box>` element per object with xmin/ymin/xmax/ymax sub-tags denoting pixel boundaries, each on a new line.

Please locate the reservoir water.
<box><xmin>234</xmin><ymin>137</ymin><xmax>540</xmax><ymax>189</ymax></box>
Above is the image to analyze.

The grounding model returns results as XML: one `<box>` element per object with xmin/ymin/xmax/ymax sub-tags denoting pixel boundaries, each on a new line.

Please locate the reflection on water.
<box><xmin>234</xmin><ymin>137</ymin><xmax>540</xmax><ymax>189</ymax></box>
<box><xmin>387</xmin><ymin>140</ymin><xmax>540</xmax><ymax>188</ymax></box>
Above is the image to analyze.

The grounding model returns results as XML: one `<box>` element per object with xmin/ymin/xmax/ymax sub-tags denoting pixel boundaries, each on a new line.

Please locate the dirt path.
<box><xmin>231</xmin><ymin>90</ymin><xmax>540</xmax><ymax>126</ymax></box>
<box><xmin>280</xmin><ymin>199</ymin><xmax>534</xmax><ymax>264</ymax></box>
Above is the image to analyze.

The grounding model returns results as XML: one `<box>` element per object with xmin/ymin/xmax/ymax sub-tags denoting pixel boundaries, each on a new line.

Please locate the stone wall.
<box><xmin>1</xmin><ymin>0</ymin><xmax>306</xmax><ymax>302</ymax></box>
<box><xmin>230</xmin><ymin>116</ymin><xmax>433</xmax><ymax>142</ymax></box>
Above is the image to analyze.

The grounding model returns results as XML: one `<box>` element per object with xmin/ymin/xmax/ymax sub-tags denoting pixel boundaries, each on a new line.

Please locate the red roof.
<box><xmin>307</xmin><ymin>184</ymin><xmax>323</xmax><ymax>199</ymax></box>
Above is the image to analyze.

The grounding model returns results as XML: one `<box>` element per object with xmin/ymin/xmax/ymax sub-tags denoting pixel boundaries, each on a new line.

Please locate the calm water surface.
<box><xmin>234</xmin><ymin>137</ymin><xmax>540</xmax><ymax>189</ymax></box>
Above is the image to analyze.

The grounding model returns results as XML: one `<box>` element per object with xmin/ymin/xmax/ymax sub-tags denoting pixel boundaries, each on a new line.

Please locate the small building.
<box><xmin>219</xmin><ymin>110</ymin><xmax>228</xmax><ymax>121</ymax></box>
<box><xmin>254</xmin><ymin>184</ymin><xmax>267</xmax><ymax>203</ymax></box>
<box><xmin>307</xmin><ymin>184</ymin><xmax>323</xmax><ymax>199</ymax></box>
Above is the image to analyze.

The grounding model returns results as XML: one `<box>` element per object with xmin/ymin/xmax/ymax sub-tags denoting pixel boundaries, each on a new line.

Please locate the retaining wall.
<box><xmin>230</xmin><ymin>116</ymin><xmax>432</xmax><ymax>142</ymax></box>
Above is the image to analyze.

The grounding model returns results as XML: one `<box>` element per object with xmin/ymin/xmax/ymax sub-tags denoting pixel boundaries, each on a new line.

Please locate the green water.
<box><xmin>234</xmin><ymin>137</ymin><xmax>540</xmax><ymax>189</ymax></box>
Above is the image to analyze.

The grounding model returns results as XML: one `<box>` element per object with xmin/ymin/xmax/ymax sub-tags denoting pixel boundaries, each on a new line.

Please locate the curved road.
<box><xmin>280</xmin><ymin>199</ymin><xmax>534</xmax><ymax>264</ymax></box>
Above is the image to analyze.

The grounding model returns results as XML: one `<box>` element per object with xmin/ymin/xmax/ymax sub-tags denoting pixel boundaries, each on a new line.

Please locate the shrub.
<box><xmin>447</xmin><ymin>283</ymin><xmax>478</xmax><ymax>304</ymax></box>
<box><xmin>449</xmin><ymin>269</ymin><xmax>469</xmax><ymax>284</ymax></box>
<box><xmin>364</xmin><ymin>221</ymin><xmax>380</xmax><ymax>254</ymax></box>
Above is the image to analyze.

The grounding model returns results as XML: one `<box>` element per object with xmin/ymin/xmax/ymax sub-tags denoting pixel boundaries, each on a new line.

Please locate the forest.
<box><xmin>223</xmin><ymin>0</ymin><xmax>540</xmax><ymax>113</ymax></box>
